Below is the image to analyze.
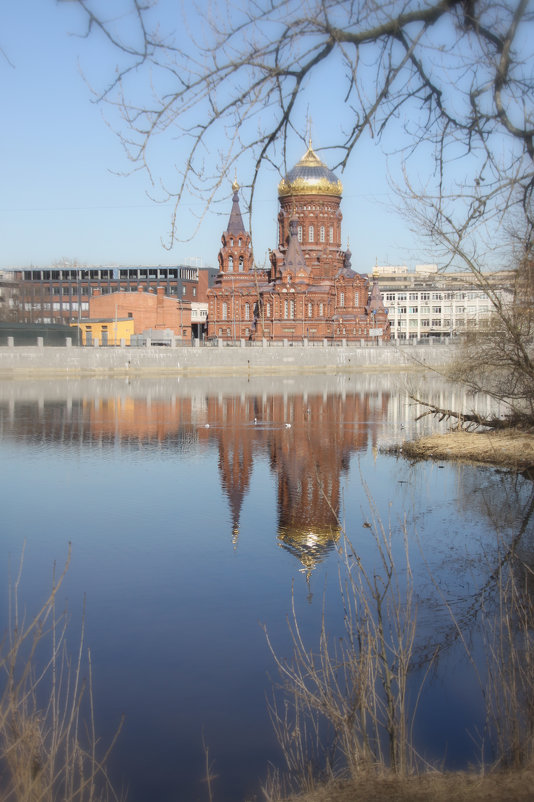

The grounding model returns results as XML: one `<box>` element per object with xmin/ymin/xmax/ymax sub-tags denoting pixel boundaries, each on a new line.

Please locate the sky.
<box><xmin>0</xmin><ymin>1</ymin><xmax>443</xmax><ymax>274</ymax></box>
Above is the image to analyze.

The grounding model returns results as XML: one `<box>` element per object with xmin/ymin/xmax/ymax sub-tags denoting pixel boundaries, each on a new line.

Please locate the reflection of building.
<box><xmin>207</xmin><ymin>143</ymin><xmax>390</xmax><ymax>342</ymax></box>
<box><xmin>1</xmin><ymin>384</ymin><xmax>390</xmax><ymax>573</ymax></box>
<box><xmin>208</xmin><ymin>389</ymin><xmax>390</xmax><ymax>571</ymax></box>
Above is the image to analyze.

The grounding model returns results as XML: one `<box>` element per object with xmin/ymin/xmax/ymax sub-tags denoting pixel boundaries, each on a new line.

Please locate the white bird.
<box><xmin>285</xmin><ymin>423</ymin><xmax>292</xmax><ymax>429</ymax></box>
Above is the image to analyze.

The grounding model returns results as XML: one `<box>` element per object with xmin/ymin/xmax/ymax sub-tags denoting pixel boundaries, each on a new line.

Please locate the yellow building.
<box><xmin>71</xmin><ymin>318</ymin><xmax>135</xmax><ymax>346</ymax></box>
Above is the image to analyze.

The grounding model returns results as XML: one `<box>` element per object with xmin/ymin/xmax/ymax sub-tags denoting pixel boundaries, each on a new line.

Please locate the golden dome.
<box><xmin>278</xmin><ymin>142</ymin><xmax>343</xmax><ymax>198</ymax></box>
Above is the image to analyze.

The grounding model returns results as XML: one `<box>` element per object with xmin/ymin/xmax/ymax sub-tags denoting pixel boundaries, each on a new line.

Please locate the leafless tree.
<box><xmin>70</xmin><ymin>0</ymin><xmax>533</xmax><ymax>245</ymax></box>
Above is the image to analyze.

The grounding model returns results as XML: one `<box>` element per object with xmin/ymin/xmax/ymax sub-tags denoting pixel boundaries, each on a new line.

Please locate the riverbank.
<box><xmin>0</xmin><ymin>342</ymin><xmax>456</xmax><ymax>378</ymax></box>
<box><xmin>388</xmin><ymin>429</ymin><xmax>534</xmax><ymax>473</ymax></box>
<box><xmin>281</xmin><ymin>767</ymin><xmax>534</xmax><ymax>801</ymax></box>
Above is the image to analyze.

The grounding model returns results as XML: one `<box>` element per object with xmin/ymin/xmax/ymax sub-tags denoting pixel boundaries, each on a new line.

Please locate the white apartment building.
<box><xmin>374</xmin><ymin>264</ymin><xmax>514</xmax><ymax>340</ymax></box>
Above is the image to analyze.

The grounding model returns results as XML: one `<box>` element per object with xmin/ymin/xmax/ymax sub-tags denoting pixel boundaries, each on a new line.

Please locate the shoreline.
<box><xmin>386</xmin><ymin>429</ymin><xmax>534</xmax><ymax>473</ymax></box>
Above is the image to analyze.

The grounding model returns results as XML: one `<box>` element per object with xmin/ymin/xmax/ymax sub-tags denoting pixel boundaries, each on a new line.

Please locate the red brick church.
<box><xmin>207</xmin><ymin>142</ymin><xmax>390</xmax><ymax>342</ymax></box>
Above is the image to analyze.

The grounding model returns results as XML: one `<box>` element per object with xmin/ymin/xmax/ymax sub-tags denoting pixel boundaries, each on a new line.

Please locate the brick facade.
<box><xmin>89</xmin><ymin>286</ymin><xmax>192</xmax><ymax>338</ymax></box>
<box><xmin>207</xmin><ymin>144</ymin><xmax>390</xmax><ymax>342</ymax></box>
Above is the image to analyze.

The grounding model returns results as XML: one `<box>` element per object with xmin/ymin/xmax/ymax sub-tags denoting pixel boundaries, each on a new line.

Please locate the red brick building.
<box><xmin>207</xmin><ymin>143</ymin><xmax>390</xmax><ymax>342</ymax></box>
<box><xmin>89</xmin><ymin>286</ymin><xmax>192</xmax><ymax>339</ymax></box>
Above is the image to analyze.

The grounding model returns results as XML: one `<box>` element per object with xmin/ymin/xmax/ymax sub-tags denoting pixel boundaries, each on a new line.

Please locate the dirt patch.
<box><xmin>385</xmin><ymin>429</ymin><xmax>534</xmax><ymax>473</ymax></box>
<box><xmin>284</xmin><ymin>768</ymin><xmax>534</xmax><ymax>801</ymax></box>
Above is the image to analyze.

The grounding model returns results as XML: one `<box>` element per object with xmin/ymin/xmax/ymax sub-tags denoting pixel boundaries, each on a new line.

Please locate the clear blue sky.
<box><xmin>0</xmin><ymin>1</ymin><xmax>436</xmax><ymax>273</ymax></box>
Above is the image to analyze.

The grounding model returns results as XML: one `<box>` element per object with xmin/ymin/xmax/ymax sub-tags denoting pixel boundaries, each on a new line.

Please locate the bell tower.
<box><xmin>218</xmin><ymin>180</ymin><xmax>253</xmax><ymax>276</ymax></box>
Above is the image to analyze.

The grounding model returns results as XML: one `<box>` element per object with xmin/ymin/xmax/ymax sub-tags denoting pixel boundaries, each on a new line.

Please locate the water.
<box><xmin>0</xmin><ymin>373</ymin><xmax>532</xmax><ymax>801</ymax></box>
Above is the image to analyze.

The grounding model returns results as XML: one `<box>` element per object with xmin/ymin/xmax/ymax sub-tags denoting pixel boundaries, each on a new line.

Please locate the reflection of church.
<box><xmin>211</xmin><ymin>390</ymin><xmax>390</xmax><ymax>572</ymax></box>
<box><xmin>207</xmin><ymin>143</ymin><xmax>390</xmax><ymax>342</ymax></box>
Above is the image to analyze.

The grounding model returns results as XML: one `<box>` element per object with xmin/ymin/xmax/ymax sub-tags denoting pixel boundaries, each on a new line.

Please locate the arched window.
<box><xmin>320</xmin><ymin>226</ymin><xmax>325</xmax><ymax>243</ymax></box>
<box><xmin>297</xmin><ymin>225</ymin><xmax>303</xmax><ymax>242</ymax></box>
<box><xmin>239</xmin><ymin>256</ymin><xmax>244</xmax><ymax>272</ymax></box>
<box><xmin>266</xmin><ymin>302</ymin><xmax>271</xmax><ymax>317</ymax></box>
<box><xmin>329</xmin><ymin>226</ymin><xmax>334</xmax><ymax>243</ymax></box>
<box><xmin>308</xmin><ymin>225</ymin><xmax>314</xmax><ymax>242</ymax></box>
<box><xmin>238</xmin><ymin>238</ymin><xmax>242</xmax><ymax>247</ymax></box>
<box><xmin>308</xmin><ymin>302</ymin><xmax>313</xmax><ymax>318</ymax></box>
<box><xmin>244</xmin><ymin>302</ymin><xmax>250</xmax><ymax>320</ymax></box>
<box><xmin>228</xmin><ymin>256</ymin><xmax>233</xmax><ymax>272</ymax></box>
<box><xmin>340</xmin><ymin>292</ymin><xmax>345</xmax><ymax>307</ymax></box>
<box><xmin>222</xmin><ymin>302</ymin><xmax>228</xmax><ymax>320</ymax></box>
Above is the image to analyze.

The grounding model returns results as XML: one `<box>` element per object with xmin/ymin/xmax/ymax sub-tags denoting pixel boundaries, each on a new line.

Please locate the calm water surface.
<box><xmin>1</xmin><ymin>373</ymin><xmax>532</xmax><ymax>801</ymax></box>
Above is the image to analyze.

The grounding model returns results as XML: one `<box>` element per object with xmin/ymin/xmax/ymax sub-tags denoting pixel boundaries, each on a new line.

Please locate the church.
<box><xmin>207</xmin><ymin>142</ymin><xmax>390</xmax><ymax>342</ymax></box>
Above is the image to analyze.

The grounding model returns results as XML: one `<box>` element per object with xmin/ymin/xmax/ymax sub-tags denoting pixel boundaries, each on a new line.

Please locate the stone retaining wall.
<box><xmin>0</xmin><ymin>342</ymin><xmax>458</xmax><ymax>378</ymax></box>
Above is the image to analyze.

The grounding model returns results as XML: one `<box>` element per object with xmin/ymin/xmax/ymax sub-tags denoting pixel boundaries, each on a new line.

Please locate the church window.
<box><xmin>319</xmin><ymin>303</ymin><xmax>324</xmax><ymax>316</ymax></box>
<box><xmin>308</xmin><ymin>225</ymin><xmax>314</xmax><ymax>242</ymax></box>
<box><xmin>340</xmin><ymin>292</ymin><xmax>345</xmax><ymax>307</ymax></box>
<box><xmin>218</xmin><ymin>328</ymin><xmax>222</xmax><ymax>336</ymax></box>
<box><xmin>284</xmin><ymin>300</ymin><xmax>288</xmax><ymax>319</ymax></box>
<box><xmin>308</xmin><ymin>302</ymin><xmax>313</xmax><ymax>318</ymax></box>
<box><xmin>320</xmin><ymin>226</ymin><xmax>325</xmax><ymax>242</ymax></box>
<box><xmin>228</xmin><ymin>256</ymin><xmax>233</xmax><ymax>272</ymax></box>
<box><xmin>227</xmin><ymin>328</ymin><xmax>231</xmax><ymax>336</ymax></box>
<box><xmin>329</xmin><ymin>226</ymin><xmax>334</xmax><ymax>243</ymax></box>
<box><xmin>297</xmin><ymin>226</ymin><xmax>303</xmax><ymax>242</ymax></box>
<box><xmin>266</xmin><ymin>302</ymin><xmax>271</xmax><ymax>317</ymax></box>
<box><xmin>354</xmin><ymin>292</ymin><xmax>359</xmax><ymax>306</ymax></box>
<box><xmin>245</xmin><ymin>303</ymin><xmax>250</xmax><ymax>320</ymax></box>
<box><xmin>290</xmin><ymin>300</ymin><xmax>295</xmax><ymax>319</ymax></box>
<box><xmin>238</xmin><ymin>238</ymin><xmax>242</xmax><ymax>247</ymax></box>
<box><xmin>222</xmin><ymin>302</ymin><xmax>228</xmax><ymax>320</ymax></box>
<box><xmin>239</xmin><ymin>256</ymin><xmax>244</xmax><ymax>272</ymax></box>
<box><xmin>230</xmin><ymin>238</ymin><xmax>234</xmax><ymax>247</ymax></box>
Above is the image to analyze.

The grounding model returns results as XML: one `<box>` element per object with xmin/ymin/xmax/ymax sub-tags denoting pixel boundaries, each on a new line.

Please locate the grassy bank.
<box><xmin>387</xmin><ymin>429</ymin><xmax>534</xmax><ymax>472</ymax></box>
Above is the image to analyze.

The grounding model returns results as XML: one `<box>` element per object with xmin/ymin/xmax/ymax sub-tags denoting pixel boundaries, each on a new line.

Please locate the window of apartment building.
<box><xmin>398</xmin><ymin>293</ymin><xmax>407</xmax><ymax>301</ymax></box>
<box><xmin>420</xmin><ymin>306</ymin><xmax>430</xmax><ymax>314</ymax></box>
<box><xmin>456</xmin><ymin>305</ymin><xmax>465</xmax><ymax>313</ymax></box>
<box><xmin>421</xmin><ymin>319</ymin><xmax>430</xmax><ymax>327</ymax></box>
<box><xmin>244</xmin><ymin>303</ymin><xmax>250</xmax><ymax>320</ymax></box>
<box><xmin>431</xmin><ymin>318</ymin><xmax>441</xmax><ymax>327</ymax></box>
<box><xmin>409</xmin><ymin>319</ymin><xmax>418</xmax><ymax>329</ymax></box>
<box><xmin>443</xmin><ymin>319</ymin><xmax>451</xmax><ymax>327</ymax></box>
<box><xmin>456</xmin><ymin>317</ymin><xmax>465</xmax><ymax>326</ymax></box>
<box><xmin>308</xmin><ymin>225</ymin><xmax>314</xmax><ymax>242</ymax></box>
<box><xmin>298</xmin><ymin>226</ymin><xmax>303</xmax><ymax>242</ymax></box>
<box><xmin>320</xmin><ymin>226</ymin><xmax>325</xmax><ymax>242</ymax></box>
<box><xmin>432</xmin><ymin>306</ymin><xmax>441</xmax><ymax>313</ymax></box>
<box><xmin>467</xmin><ymin>306</ymin><xmax>475</xmax><ymax>314</ymax></box>
<box><xmin>421</xmin><ymin>292</ymin><xmax>430</xmax><ymax>301</ymax></box>
<box><xmin>386</xmin><ymin>293</ymin><xmax>395</xmax><ymax>302</ymax></box>
<box><xmin>432</xmin><ymin>292</ymin><xmax>442</xmax><ymax>300</ymax></box>
<box><xmin>408</xmin><ymin>306</ymin><xmax>418</xmax><ymax>314</ymax></box>
<box><xmin>329</xmin><ymin>226</ymin><xmax>334</xmax><ymax>243</ymax></box>
<box><xmin>222</xmin><ymin>302</ymin><xmax>228</xmax><ymax>320</ymax></box>
<box><xmin>399</xmin><ymin>306</ymin><xmax>407</xmax><ymax>314</ymax></box>
<box><xmin>409</xmin><ymin>293</ymin><xmax>418</xmax><ymax>301</ymax></box>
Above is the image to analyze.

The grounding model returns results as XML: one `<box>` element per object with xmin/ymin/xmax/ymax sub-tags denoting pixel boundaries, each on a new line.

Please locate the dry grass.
<box><xmin>394</xmin><ymin>430</ymin><xmax>534</xmax><ymax>472</ymax></box>
<box><xmin>281</xmin><ymin>767</ymin><xmax>534</xmax><ymax>801</ymax></box>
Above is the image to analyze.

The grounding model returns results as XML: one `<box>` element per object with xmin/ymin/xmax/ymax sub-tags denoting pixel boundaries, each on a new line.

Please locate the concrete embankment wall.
<box><xmin>0</xmin><ymin>342</ymin><xmax>458</xmax><ymax>378</ymax></box>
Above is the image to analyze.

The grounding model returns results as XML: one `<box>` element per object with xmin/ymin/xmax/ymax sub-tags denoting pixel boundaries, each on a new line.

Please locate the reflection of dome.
<box><xmin>278</xmin><ymin>524</ymin><xmax>341</xmax><ymax>571</ymax></box>
<box><xmin>278</xmin><ymin>142</ymin><xmax>343</xmax><ymax>198</ymax></box>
